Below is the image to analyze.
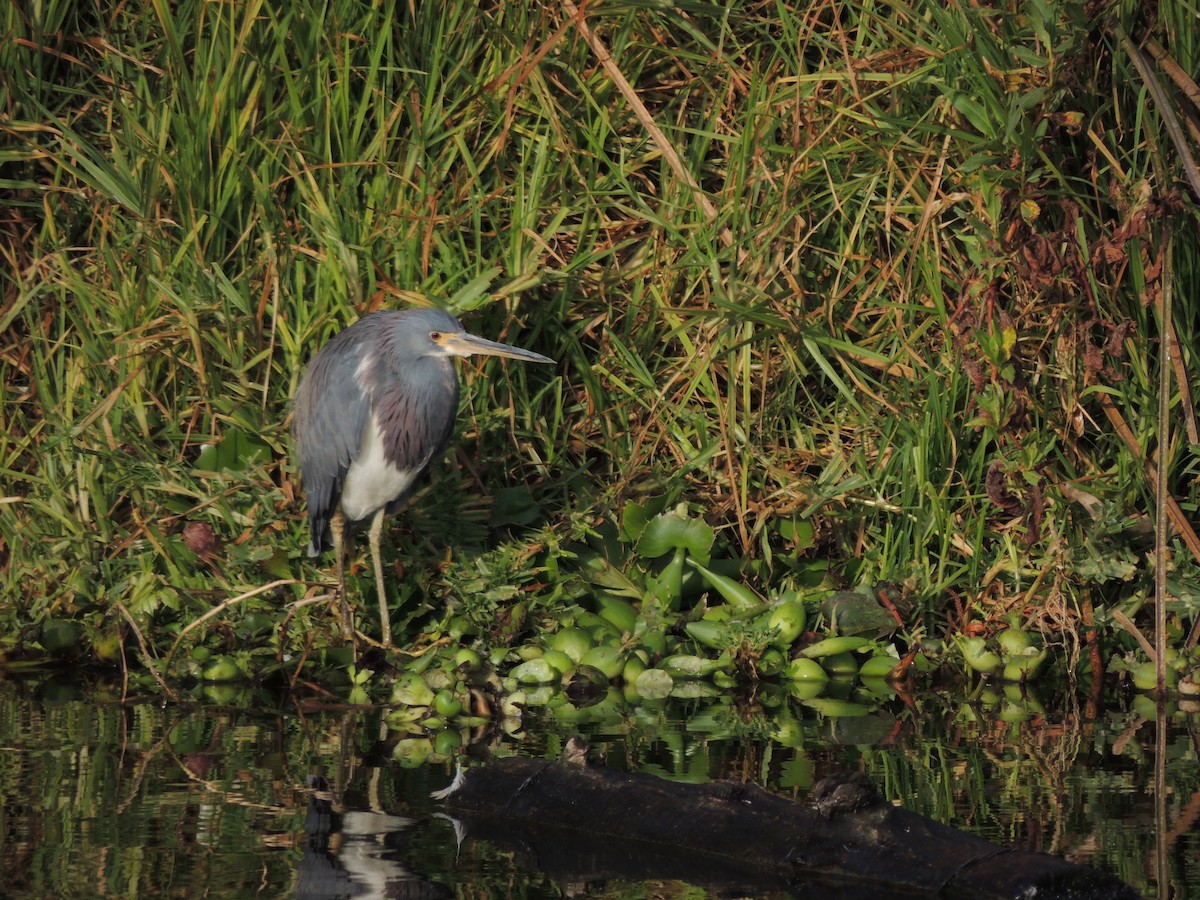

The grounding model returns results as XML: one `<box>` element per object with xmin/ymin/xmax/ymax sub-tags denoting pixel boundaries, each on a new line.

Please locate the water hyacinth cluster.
<box><xmin>510</xmin><ymin>502</ymin><xmax>917</xmax><ymax>702</ymax></box>
<box><xmin>953</xmin><ymin>620</ymin><xmax>1050</xmax><ymax>683</ymax></box>
<box><xmin>385</xmin><ymin>646</ymin><xmax>525</xmax><ymax>768</ymax></box>
<box><xmin>380</xmin><ymin>502</ymin><xmax>922</xmax><ymax>744</ymax></box>
<box><xmin>360</xmin><ymin>501</ymin><xmax>1200</xmax><ymax>758</ymax></box>
<box><xmin>1108</xmin><ymin>645</ymin><xmax>1200</xmax><ymax>694</ymax></box>
<box><xmin>375</xmin><ymin>503</ymin><xmax>1195</xmax><ymax>740</ymax></box>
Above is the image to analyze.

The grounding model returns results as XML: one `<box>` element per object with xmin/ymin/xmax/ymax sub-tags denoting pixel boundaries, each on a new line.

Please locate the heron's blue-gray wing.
<box><xmin>293</xmin><ymin>330</ymin><xmax>371</xmax><ymax>556</ymax></box>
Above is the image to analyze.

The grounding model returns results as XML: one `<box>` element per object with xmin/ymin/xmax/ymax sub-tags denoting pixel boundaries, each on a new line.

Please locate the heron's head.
<box><xmin>411</xmin><ymin>309</ymin><xmax>554</xmax><ymax>365</ymax></box>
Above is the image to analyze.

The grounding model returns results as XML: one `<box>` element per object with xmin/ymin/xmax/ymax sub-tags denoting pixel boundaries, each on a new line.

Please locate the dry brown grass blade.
<box><xmin>1143</xmin><ymin>39</ymin><xmax>1200</xmax><ymax>115</ymax></box>
<box><xmin>115</xmin><ymin>602</ymin><xmax>178</xmax><ymax>701</ymax></box>
<box><xmin>1154</xmin><ymin>241</ymin><xmax>1172</xmax><ymax>693</ymax></box>
<box><xmin>1111</xmin><ymin>609</ymin><xmax>1156</xmax><ymax>662</ymax></box>
<box><xmin>164</xmin><ymin>579</ymin><xmax>300</xmax><ymax>672</ymax></box>
<box><xmin>560</xmin><ymin>0</ymin><xmax>733</xmax><ymax>249</ymax></box>
<box><xmin>1097</xmin><ymin>392</ymin><xmax>1200</xmax><ymax>560</ymax></box>
<box><xmin>1116</xmin><ymin>26</ymin><xmax>1200</xmax><ymax>203</ymax></box>
<box><xmin>1164</xmin><ymin>315</ymin><xmax>1199</xmax><ymax>445</ymax></box>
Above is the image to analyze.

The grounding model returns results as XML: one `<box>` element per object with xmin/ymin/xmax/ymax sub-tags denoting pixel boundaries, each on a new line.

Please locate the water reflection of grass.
<box><xmin>2</xmin><ymin>677</ymin><xmax>1182</xmax><ymax>897</ymax></box>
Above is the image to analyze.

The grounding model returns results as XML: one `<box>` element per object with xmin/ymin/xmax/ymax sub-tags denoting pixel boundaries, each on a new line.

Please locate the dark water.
<box><xmin>2</xmin><ymin>671</ymin><xmax>1196</xmax><ymax>898</ymax></box>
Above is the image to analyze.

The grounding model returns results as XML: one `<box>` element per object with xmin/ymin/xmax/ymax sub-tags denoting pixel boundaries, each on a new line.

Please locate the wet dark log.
<box><xmin>437</xmin><ymin>748</ymin><xmax>1139</xmax><ymax>900</ymax></box>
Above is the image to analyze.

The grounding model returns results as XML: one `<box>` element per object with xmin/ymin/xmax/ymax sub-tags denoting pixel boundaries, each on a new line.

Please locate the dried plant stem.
<box><xmin>1111</xmin><ymin>608</ymin><xmax>1155</xmax><ymax>661</ymax></box>
<box><xmin>560</xmin><ymin>0</ymin><xmax>733</xmax><ymax>248</ymax></box>
<box><xmin>115</xmin><ymin>603</ymin><xmax>177</xmax><ymax>701</ymax></box>
<box><xmin>1114</xmin><ymin>25</ymin><xmax>1200</xmax><ymax>202</ymax></box>
<box><xmin>1097</xmin><ymin>394</ymin><xmax>1200</xmax><ymax>559</ymax></box>
<box><xmin>164</xmin><ymin>579</ymin><xmax>299</xmax><ymax>673</ymax></box>
<box><xmin>1154</xmin><ymin>240</ymin><xmax>1171</xmax><ymax>694</ymax></box>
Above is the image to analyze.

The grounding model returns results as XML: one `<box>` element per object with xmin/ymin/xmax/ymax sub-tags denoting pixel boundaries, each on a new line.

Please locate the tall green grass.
<box><xmin>2</xmin><ymin>0</ymin><xmax>1196</xmax><ymax>660</ymax></box>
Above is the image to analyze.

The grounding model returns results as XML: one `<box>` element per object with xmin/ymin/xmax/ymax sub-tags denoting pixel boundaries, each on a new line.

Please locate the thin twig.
<box><xmin>1143</xmin><ymin>39</ymin><xmax>1200</xmax><ymax>116</ymax></box>
<box><xmin>117</xmin><ymin>612</ymin><xmax>130</xmax><ymax>702</ymax></box>
<box><xmin>1154</xmin><ymin>238</ymin><xmax>1171</xmax><ymax>693</ymax></box>
<box><xmin>1165</xmin><ymin>314</ymin><xmax>1198</xmax><ymax>445</ymax></box>
<box><xmin>1111</xmin><ymin>608</ymin><xmax>1156</xmax><ymax>661</ymax></box>
<box><xmin>115</xmin><ymin>602</ymin><xmax>178</xmax><ymax>701</ymax></box>
<box><xmin>289</xmin><ymin>628</ymin><xmax>316</xmax><ymax>691</ymax></box>
<box><xmin>560</xmin><ymin>0</ymin><xmax>734</xmax><ymax>249</ymax></box>
<box><xmin>1114</xmin><ymin>25</ymin><xmax>1200</xmax><ymax>202</ymax></box>
<box><xmin>164</xmin><ymin>579</ymin><xmax>298</xmax><ymax>672</ymax></box>
<box><xmin>1097</xmin><ymin>392</ymin><xmax>1200</xmax><ymax>559</ymax></box>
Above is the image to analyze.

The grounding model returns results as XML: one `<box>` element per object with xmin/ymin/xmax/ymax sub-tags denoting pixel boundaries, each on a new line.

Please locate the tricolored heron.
<box><xmin>293</xmin><ymin>307</ymin><xmax>553</xmax><ymax>647</ymax></box>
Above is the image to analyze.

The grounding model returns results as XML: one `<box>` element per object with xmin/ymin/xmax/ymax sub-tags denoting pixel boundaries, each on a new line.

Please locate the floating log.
<box><xmin>437</xmin><ymin>742</ymin><xmax>1139</xmax><ymax>900</ymax></box>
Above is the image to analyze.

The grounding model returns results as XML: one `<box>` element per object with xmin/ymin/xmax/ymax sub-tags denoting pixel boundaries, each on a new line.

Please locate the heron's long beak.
<box><xmin>443</xmin><ymin>332</ymin><xmax>555</xmax><ymax>365</ymax></box>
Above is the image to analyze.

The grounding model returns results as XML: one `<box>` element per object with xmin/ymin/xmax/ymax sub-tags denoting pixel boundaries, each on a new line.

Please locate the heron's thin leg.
<box><xmin>368</xmin><ymin>507</ymin><xmax>392</xmax><ymax>647</ymax></box>
<box><xmin>330</xmin><ymin>510</ymin><xmax>354</xmax><ymax>642</ymax></box>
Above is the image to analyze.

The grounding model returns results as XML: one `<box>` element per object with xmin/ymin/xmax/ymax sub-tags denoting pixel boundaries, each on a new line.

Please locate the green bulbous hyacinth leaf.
<box><xmin>194</xmin><ymin>428</ymin><xmax>270</xmax><ymax>472</ymax></box>
<box><xmin>636</xmin><ymin>511</ymin><xmax>714</xmax><ymax>563</ymax></box>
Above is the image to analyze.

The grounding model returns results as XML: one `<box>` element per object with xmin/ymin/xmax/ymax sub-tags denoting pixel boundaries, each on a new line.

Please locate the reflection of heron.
<box><xmin>298</xmin><ymin>776</ymin><xmax>445</xmax><ymax>900</ymax></box>
<box><xmin>293</xmin><ymin>308</ymin><xmax>553</xmax><ymax>646</ymax></box>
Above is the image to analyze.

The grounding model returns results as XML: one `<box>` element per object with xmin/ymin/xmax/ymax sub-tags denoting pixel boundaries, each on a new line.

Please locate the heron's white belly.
<box><xmin>339</xmin><ymin>413</ymin><xmax>418</xmax><ymax>523</ymax></box>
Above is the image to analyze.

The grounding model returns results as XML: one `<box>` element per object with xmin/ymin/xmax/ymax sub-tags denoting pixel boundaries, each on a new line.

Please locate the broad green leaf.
<box><xmin>637</xmin><ymin>513</ymin><xmax>714</xmax><ymax>563</ymax></box>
